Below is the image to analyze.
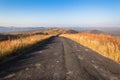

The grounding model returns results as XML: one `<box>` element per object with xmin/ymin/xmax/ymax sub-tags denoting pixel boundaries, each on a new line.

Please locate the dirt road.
<box><xmin>0</xmin><ymin>37</ymin><xmax>120</xmax><ymax>80</ymax></box>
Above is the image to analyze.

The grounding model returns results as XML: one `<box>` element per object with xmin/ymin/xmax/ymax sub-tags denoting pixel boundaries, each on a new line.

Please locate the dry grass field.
<box><xmin>0</xmin><ymin>34</ymin><xmax>54</xmax><ymax>60</ymax></box>
<box><xmin>61</xmin><ymin>33</ymin><xmax>120</xmax><ymax>63</ymax></box>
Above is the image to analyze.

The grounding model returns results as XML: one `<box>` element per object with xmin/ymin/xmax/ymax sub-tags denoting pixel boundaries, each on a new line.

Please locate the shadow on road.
<box><xmin>0</xmin><ymin>37</ymin><xmax>56</xmax><ymax>78</ymax></box>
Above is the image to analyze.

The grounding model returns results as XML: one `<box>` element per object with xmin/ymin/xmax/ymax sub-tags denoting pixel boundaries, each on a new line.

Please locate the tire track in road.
<box><xmin>61</xmin><ymin>37</ymin><xmax>102</xmax><ymax>80</ymax></box>
<box><xmin>61</xmin><ymin>37</ymin><xmax>120</xmax><ymax>80</ymax></box>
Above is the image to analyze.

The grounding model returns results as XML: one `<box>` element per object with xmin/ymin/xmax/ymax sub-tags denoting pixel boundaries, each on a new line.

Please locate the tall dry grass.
<box><xmin>0</xmin><ymin>34</ymin><xmax>53</xmax><ymax>59</ymax></box>
<box><xmin>61</xmin><ymin>33</ymin><xmax>120</xmax><ymax>63</ymax></box>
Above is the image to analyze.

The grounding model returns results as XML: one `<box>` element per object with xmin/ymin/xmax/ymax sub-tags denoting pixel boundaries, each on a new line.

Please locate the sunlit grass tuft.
<box><xmin>61</xmin><ymin>33</ymin><xmax>120</xmax><ymax>63</ymax></box>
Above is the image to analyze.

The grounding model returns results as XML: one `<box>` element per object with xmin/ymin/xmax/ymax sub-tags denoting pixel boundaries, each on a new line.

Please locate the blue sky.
<box><xmin>0</xmin><ymin>0</ymin><xmax>120</xmax><ymax>27</ymax></box>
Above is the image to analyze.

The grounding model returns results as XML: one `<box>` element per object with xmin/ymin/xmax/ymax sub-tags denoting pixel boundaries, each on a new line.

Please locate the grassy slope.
<box><xmin>0</xmin><ymin>34</ymin><xmax>54</xmax><ymax>60</ymax></box>
<box><xmin>0</xmin><ymin>28</ymin><xmax>77</xmax><ymax>62</ymax></box>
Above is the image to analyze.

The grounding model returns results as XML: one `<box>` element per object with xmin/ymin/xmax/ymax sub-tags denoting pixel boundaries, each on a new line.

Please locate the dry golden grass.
<box><xmin>0</xmin><ymin>34</ymin><xmax>53</xmax><ymax>58</ymax></box>
<box><xmin>61</xmin><ymin>33</ymin><xmax>120</xmax><ymax>63</ymax></box>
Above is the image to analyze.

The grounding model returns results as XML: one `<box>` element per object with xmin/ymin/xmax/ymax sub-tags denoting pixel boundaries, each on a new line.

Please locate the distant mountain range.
<box><xmin>66</xmin><ymin>27</ymin><xmax>120</xmax><ymax>36</ymax></box>
<box><xmin>0</xmin><ymin>26</ymin><xmax>120</xmax><ymax>36</ymax></box>
<box><xmin>0</xmin><ymin>26</ymin><xmax>47</xmax><ymax>33</ymax></box>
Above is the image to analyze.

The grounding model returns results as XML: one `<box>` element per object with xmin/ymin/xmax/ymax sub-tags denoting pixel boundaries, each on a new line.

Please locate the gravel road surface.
<box><xmin>0</xmin><ymin>37</ymin><xmax>120</xmax><ymax>80</ymax></box>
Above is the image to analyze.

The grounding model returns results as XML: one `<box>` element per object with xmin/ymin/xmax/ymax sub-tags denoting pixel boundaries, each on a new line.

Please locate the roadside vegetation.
<box><xmin>0</xmin><ymin>34</ymin><xmax>54</xmax><ymax>60</ymax></box>
<box><xmin>61</xmin><ymin>33</ymin><xmax>120</xmax><ymax>63</ymax></box>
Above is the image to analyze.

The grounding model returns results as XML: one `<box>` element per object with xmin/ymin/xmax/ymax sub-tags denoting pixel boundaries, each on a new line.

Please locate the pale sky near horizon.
<box><xmin>0</xmin><ymin>0</ymin><xmax>120</xmax><ymax>27</ymax></box>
